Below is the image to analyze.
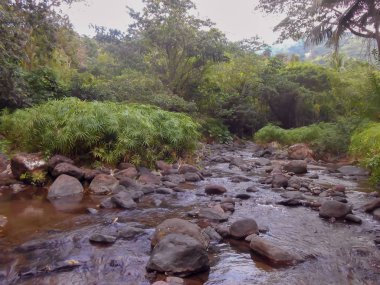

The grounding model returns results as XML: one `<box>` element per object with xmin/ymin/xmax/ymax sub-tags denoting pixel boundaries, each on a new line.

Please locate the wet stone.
<box><xmin>235</xmin><ymin>193</ymin><xmax>251</xmax><ymax>200</ymax></box>
<box><xmin>246</xmin><ymin>186</ymin><xmax>258</xmax><ymax>193</ymax></box>
<box><xmin>89</xmin><ymin>234</ymin><xmax>117</xmax><ymax>244</ymax></box>
<box><xmin>205</xmin><ymin>184</ymin><xmax>227</xmax><ymax>195</ymax></box>
<box><xmin>344</xmin><ymin>214</ymin><xmax>362</xmax><ymax>224</ymax></box>
<box><xmin>229</xmin><ymin>218</ymin><xmax>259</xmax><ymax>239</ymax></box>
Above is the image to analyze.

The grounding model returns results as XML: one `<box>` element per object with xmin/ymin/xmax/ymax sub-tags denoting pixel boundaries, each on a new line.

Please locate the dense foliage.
<box><xmin>0</xmin><ymin>0</ymin><xmax>380</xmax><ymax>179</ymax></box>
<box><xmin>254</xmin><ymin>121</ymin><xmax>356</xmax><ymax>157</ymax></box>
<box><xmin>0</xmin><ymin>98</ymin><xmax>199</xmax><ymax>166</ymax></box>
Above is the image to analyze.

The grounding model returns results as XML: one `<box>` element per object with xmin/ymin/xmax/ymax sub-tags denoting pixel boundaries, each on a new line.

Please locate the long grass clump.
<box><xmin>350</xmin><ymin>122</ymin><xmax>380</xmax><ymax>184</ymax></box>
<box><xmin>254</xmin><ymin>122</ymin><xmax>354</xmax><ymax>156</ymax></box>
<box><xmin>0</xmin><ymin>98</ymin><xmax>200</xmax><ymax>165</ymax></box>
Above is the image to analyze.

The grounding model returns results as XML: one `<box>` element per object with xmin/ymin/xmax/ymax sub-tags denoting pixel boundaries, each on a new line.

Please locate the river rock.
<box><xmin>146</xmin><ymin>233</ymin><xmax>209</xmax><ymax>276</ymax></box>
<box><xmin>100</xmin><ymin>197</ymin><xmax>116</xmax><ymax>209</ymax></box>
<box><xmin>139</xmin><ymin>172</ymin><xmax>161</xmax><ymax>185</ymax></box>
<box><xmin>250</xmin><ymin>236</ymin><xmax>302</xmax><ymax>266</ymax></box>
<box><xmin>284</xmin><ymin>160</ymin><xmax>307</xmax><ymax>174</ymax></box>
<box><xmin>114</xmin><ymin>167</ymin><xmax>138</xmax><ymax>180</ymax></box>
<box><xmin>198</xmin><ymin>208</ymin><xmax>229</xmax><ymax>222</ymax></box>
<box><xmin>151</xmin><ymin>218</ymin><xmax>209</xmax><ymax>248</ymax></box>
<box><xmin>52</xmin><ymin>163</ymin><xmax>84</xmax><ymax>180</ymax></box>
<box><xmin>48</xmin><ymin>174</ymin><xmax>84</xmax><ymax>199</ymax></box>
<box><xmin>202</xmin><ymin>226</ymin><xmax>222</xmax><ymax>243</ymax></box>
<box><xmin>338</xmin><ymin>165</ymin><xmax>369</xmax><ymax>176</ymax></box>
<box><xmin>272</xmin><ymin>174</ymin><xmax>288</xmax><ymax>188</ymax></box>
<box><xmin>82</xmin><ymin>168</ymin><xmax>103</xmax><ymax>182</ymax></box>
<box><xmin>111</xmin><ymin>192</ymin><xmax>137</xmax><ymax>209</ymax></box>
<box><xmin>0</xmin><ymin>215</ymin><xmax>7</xmax><ymax>236</ymax></box>
<box><xmin>362</xmin><ymin>198</ymin><xmax>380</xmax><ymax>212</ymax></box>
<box><xmin>11</xmin><ymin>153</ymin><xmax>47</xmax><ymax>181</ymax></box>
<box><xmin>156</xmin><ymin>187</ymin><xmax>174</xmax><ymax>195</ymax></box>
<box><xmin>253</xmin><ymin>157</ymin><xmax>271</xmax><ymax>166</ymax></box>
<box><xmin>162</xmin><ymin>174</ymin><xmax>185</xmax><ymax>184</ymax></box>
<box><xmin>178</xmin><ymin>164</ymin><xmax>198</xmax><ymax>174</ymax></box>
<box><xmin>319</xmin><ymin>200</ymin><xmax>352</xmax><ymax>219</ymax></box>
<box><xmin>184</xmin><ymin>172</ymin><xmax>201</xmax><ymax>182</ymax></box>
<box><xmin>89</xmin><ymin>174</ymin><xmax>118</xmax><ymax>195</ymax></box>
<box><xmin>205</xmin><ymin>184</ymin><xmax>227</xmax><ymax>195</ymax></box>
<box><xmin>156</xmin><ymin>160</ymin><xmax>173</xmax><ymax>172</ymax></box>
<box><xmin>166</xmin><ymin>276</ymin><xmax>185</xmax><ymax>285</ymax></box>
<box><xmin>235</xmin><ymin>193</ymin><xmax>251</xmax><ymax>200</ymax></box>
<box><xmin>229</xmin><ymin>218</ymin><xmax>259</xmax><ymax>239</ymax></box>
<box><xmin>373</xmin><ymin>208</ymin><xmax>380</xmax><ymax>220</ymax></box>
<box><xmin>89</xmin><ymin>234</ymin><xmax>116</xmax><ymax>244</ymax></box>
<box><xmin>344</xmin><ymin>214</ymin><xmax>362</xmax><ymax>224</ymax></box>
<box><xmin>288</xmin><ymin>143</ymin><xmax>314</xmax><ymax>160</ymax></box>
<box><xmin>246</xmin><ymin>186</ymin><xmax>258</xmax><ymax>193</ymax></box>
<box><xmin>47</xmin><ymin>155</ymin><xmax>74</xmax><ymax>170</ymax></box>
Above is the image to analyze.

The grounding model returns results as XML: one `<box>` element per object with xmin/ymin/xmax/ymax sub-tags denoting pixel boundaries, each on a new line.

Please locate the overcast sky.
<box><xmin>62</xmin><ymin>0</ymin><xmax>282</xmax><ymax>44</ymax></box>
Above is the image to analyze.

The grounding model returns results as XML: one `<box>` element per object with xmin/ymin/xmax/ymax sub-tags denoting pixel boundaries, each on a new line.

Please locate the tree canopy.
<box><xmin>257</xmin><ymin>0</ymin><xmax>380</xmax><ymax>59</ymax></box>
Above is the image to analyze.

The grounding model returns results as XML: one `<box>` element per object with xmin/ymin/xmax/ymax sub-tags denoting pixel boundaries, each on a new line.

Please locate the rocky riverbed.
<box><xmin>0</xmin><ymin>142</ymin><xmax>379</xmax><ymax>285</ymax></box>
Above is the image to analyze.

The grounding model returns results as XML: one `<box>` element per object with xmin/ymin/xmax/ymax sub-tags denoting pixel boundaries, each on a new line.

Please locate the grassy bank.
<box><xmin>0</xmin><ymin>98</ymin><xmax>200</xmax><ymax>166</ymax></box>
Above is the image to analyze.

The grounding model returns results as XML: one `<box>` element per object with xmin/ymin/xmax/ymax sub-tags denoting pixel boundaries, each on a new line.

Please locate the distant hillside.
<box><xmin>272</xmin><ymin>37</ymin><xmax>373</xmax><ymax>63</ymax></box>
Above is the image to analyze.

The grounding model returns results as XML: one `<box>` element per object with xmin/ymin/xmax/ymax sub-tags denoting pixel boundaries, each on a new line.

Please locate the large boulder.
<box><xmin>250</xmin><ymin>236</ymin><xmax>302</xmax><ymax>266</ymax></box>
<box><xmin>151</xmin><ymin>218</ymin><xmax>209</xmax><ymax>248</ymax></box>
<box><xmin>89</xmin><ymin>174</ymin><xmax>118</xmax><ymax>195</ymax></box>
<box><xmin>284</xmin><ymin>160</ymin><xmax>307</xmax><ymax>174</ymax></box>
<box><xmin>52</xmin><ymin>163</ymin><xmax>84</xmax><ymax>180</ymax></box>
<box><xmin>319</xmin><ymin>200</ymin><xmax>352</xmax><ymax>219</ymax></box>
<box><xmin>229</xmin><ymin>218</ymin><xmax>259</xmax><ymax>239</ymax></box>
<box><xmin>338</xmin><ymin>165</ymin><xmax>369</xmax><ymax>176</ymax></box>
<box><xmin>11</xmin><ymin>153</ymin><xmax>47</xmax><ymax>181</ymax></box>
<box><xmin>205</xmin><ymin>184</ymin><xmax>227</xmax><ymax>195</ymax></box>
<box><xmin>146</xmin><ymin>233</ymin><xmax>209</xmax><ymax>276</ymax></box>
<box><xmin>48</xmin><ymin>174</ymin><xmax>84</xmax><ymax>199</ymax></box>
<box><xmin>288</xmin><ymin>143</ymin><xmax>314</xmax><ymax>160</ymax></box>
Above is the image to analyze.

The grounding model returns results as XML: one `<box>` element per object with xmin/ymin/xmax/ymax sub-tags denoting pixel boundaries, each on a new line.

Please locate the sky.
<box><xmin>61</xmin><ymin>0</ymin><xmax>282</xmax><ymax>44</ymax></box>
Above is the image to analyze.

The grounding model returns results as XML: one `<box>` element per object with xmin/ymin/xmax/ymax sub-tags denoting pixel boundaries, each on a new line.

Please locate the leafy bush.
<box><xmin>0</xmin><ymin>98</ymin><xmax>200</xmax><ymax>166</ymax></box>
<box><xmin>254</xmin><ymin>121</ymin><xmax>357</xmax><ymax>156</ymax></box>
<box><xmin>350</xmin><ymin>122</ymin><xmax>380</xmax><ymax>184</ymax></box>
<box><xmin>200</xmin><ymin>118</ymin><xmax>232</xmax><ymax>144</ymax></box>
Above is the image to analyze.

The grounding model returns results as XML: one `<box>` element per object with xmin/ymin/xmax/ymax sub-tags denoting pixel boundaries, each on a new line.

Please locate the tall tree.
<box><xmin>257</xmin><ymin>0</ymin><xmax>380</xmax><ymax>59</ymax></box>
<box><xmin>128</xmin><ymin>0</ymin><xmax>226</xmax><ymax>97</ymax></box>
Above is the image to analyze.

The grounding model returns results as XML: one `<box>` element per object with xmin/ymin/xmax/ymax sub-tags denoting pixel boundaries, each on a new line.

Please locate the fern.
<box><xmin>0</xmin><ymin>98</ymin><xmax>200</xmax><ymax>166</ymax></box>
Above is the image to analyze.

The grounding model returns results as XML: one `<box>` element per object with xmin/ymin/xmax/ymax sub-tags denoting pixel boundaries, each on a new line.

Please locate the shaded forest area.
<box><xmin>1</xmin><ymin>0</ymin><xmax>380</xmax><ymax>183</ymax></box>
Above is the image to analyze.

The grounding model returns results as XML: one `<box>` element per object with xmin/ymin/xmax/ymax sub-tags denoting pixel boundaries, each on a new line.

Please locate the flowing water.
<box><xmin>0</xmin><ymin>143</ymin><xmax>379</xmax><ymax>285</ymax></box>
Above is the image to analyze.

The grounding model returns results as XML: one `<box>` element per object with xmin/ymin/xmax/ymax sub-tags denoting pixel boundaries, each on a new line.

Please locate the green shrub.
<box><xmin>350</xmin><ymin>122</ymin><xmax>380</xmax><ymax>184</ymax></box>
<box><xmin>200</xmin><ymin>118</ymin><xmax>232</xmax><ymax>144</ymax></box>
<box><xmin>0</xmin><ymin>98</ymin><xmax>200</xmax><ymax>166</ymax></box>
<box><xmin>254</xmin><ymin>121</ymin><xmax>356</xmax><ymax>156</ymax></box>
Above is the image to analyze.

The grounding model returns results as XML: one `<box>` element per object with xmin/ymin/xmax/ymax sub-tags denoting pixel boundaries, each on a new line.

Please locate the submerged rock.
<box><xmin>146</xmin><ymin>233</ymin><xmax>209</xmax><ymax>276</ymax></box>
<box><xmin>338</xmin><ymin>165</ymin><xmax>369</xmax><ymax>176</ymax></box>
<box><xmin>250</xmin><ymin>236</ymin><xmax>302</xmax><ymax>266</ymax></box>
